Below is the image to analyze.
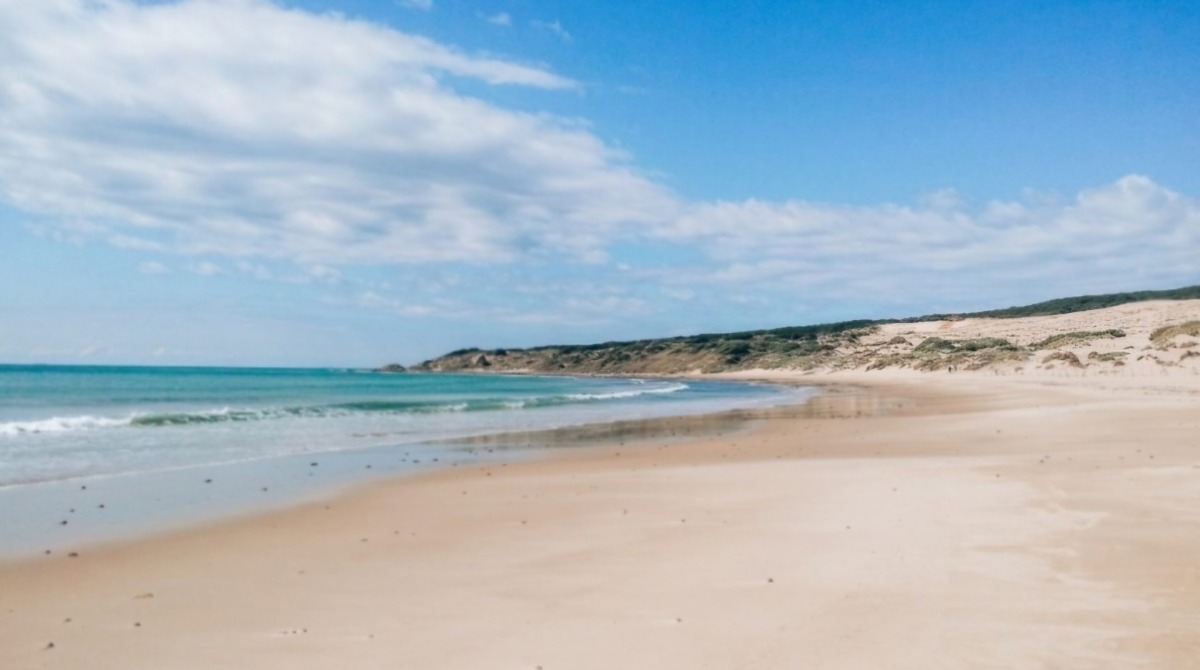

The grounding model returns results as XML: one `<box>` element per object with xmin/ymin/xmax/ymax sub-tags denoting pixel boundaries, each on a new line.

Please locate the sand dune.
<box><xmin>871</xmin><ymin>299</ymin><xmax>1200</xmax><ymax>380</ymax></box>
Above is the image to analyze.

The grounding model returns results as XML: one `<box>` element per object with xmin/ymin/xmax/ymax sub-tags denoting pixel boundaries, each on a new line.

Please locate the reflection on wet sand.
<box><xmin>438</xmin><ymin>384</ymin><xmax>909</xmax><ymax>453</ymax></box>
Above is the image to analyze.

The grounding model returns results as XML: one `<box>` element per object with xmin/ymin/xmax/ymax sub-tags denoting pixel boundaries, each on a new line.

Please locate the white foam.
<box><xmin>0</xmin><ymin>414</ymin><xmax>132</xmax><ymax>437</ymax></box>
<box><xmin>566</xmin><ymin>382</ymin><xmax>689</xmax><ymax>401</ymax></box>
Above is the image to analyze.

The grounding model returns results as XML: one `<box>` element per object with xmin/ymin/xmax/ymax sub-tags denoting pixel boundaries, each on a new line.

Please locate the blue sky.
<box><xmin>1</xmin><ymin>0</ymin><xmax>1198</xmax><ymax>367</ymax></box>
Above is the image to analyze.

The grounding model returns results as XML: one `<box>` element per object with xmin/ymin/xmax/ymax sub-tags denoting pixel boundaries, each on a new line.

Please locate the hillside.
<box><xmin>414</xmin><ymin>286</ymin><xmax>1200</xmax><ymax>375</ymax></box>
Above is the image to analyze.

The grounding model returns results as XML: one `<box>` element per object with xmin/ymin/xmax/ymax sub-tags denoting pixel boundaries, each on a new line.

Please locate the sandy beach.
<box><xmin>4</xmin><ymin>1</ymin><xmax>1197</xmax><ymax>667</ymax></box>
<box><xmin>3</xmin><ymin>305</ymin><xmax>1200</xmax><ymax>669</ymax></box>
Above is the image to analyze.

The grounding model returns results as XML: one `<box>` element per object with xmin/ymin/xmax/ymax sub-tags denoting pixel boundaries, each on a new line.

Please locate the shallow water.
<box><xmin>0</xmin><ymin>366</ymin><xmax>813</xmax><ymax>559</ymax></box>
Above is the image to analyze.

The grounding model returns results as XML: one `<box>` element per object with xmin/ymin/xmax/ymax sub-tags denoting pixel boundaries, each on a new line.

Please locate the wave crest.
<box><xmin>1</xmin><ymin>382</ymin><xmax>691</xmax><ymax>435</ymax></box>
<box><xmin>0</xmin><ymin>415</ymin><xmax>132</xmax><ymax>436</ymax></box>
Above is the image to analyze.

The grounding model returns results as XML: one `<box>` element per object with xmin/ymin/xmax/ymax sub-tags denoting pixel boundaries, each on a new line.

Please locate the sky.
<box><xmin>1</xmin><ymin>0</ymin><xmax>1198</xmax><ymax>367</ymax></box>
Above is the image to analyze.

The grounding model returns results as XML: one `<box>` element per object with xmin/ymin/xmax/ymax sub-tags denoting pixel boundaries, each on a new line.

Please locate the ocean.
<box><xmin>0</xmin><ymin>365</ymin><xmax>811</xmax><ymax>558</ymax></box>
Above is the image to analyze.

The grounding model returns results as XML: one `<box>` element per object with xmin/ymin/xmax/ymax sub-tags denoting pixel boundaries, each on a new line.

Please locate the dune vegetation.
<box><xmin>416</xmin><ymin>285</ymin><xmax>1200</xmax><ymax>374</ymax></box>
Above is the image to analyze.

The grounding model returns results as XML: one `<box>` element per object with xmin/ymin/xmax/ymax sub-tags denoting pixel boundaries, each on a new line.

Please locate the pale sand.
<box><xmin>3</xmin><ymin>305</ymin><xmax>1200</xmax><ymax>668</ymax></box>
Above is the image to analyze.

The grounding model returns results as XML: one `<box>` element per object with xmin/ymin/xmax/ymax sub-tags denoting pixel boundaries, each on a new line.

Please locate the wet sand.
<box><xmin>1</xmin><ymin>372</ymin><xmax>1198</xmax><ymax>668</ymax></box>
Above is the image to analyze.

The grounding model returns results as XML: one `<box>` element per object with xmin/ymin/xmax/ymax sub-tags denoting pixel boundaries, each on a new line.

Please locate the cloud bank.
<box><xmin>1</xmin><ymin>0</ymin><xmax>1197</xmax><ymax>322</ymax></box>
<box><xmin>0</xmin><ymin>0</ymin><xmax>674</xmax><ymax>265</ymax></box>
<box><xmin>664</xmin><ymin>176</ymin><xmax>1200</xmax><ymax>302</ymax></box>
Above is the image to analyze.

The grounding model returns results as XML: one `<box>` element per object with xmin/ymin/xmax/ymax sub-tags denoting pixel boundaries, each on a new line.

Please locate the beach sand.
<box><xmin>3</xmin><ymin>307</ymin><xmax>1200</xmax><ymax>668</ymax></box>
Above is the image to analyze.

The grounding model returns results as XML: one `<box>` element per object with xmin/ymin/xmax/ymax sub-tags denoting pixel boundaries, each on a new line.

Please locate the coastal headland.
<box><xmin>2</xmin><ymin>299</ymin><xmax>1199</xmax><ymax>668</ymax></box>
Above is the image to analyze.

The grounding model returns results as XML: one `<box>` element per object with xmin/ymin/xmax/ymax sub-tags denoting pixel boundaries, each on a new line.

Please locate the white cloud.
<box><xmin>235</xmin><ymin>261</ymin><xmax>273</xmax><ymax>281</ymax></box>
<box><xmin>137</xmin><ymin>261</ymin><xmax>169</xmax><ymax>275</ymax></box>
<box><xmin>1</xmin><ymin>2</ymin><xmax>1197</xmax><ymax>324</ymax></box>
<box><xmin>187</xmin><ymin>262</ymin><xmax>224</xmax><ymax>276</ymax></box>
<box><xmin>0</xmin><ymin>0</ymin><xmax>672</xmax><ymax>266</ymax></box>
<box><xmin>304</xmin><ymin>264</ymin><xmax>343</xmax><ymax>284</ymax></box>
<box><xmin>348</xmin><ymin>277</ymin><xmax>652</xmax><ymax>326</ymax></box>
<box><xmin>483</xmin><ymin>12</ymin><xmax>511</xmax><ymax>26</ymax></box>
<box><xmin>653</xmin><ymin>175</ymin><xmax>1200</xmax><ymax>303</ymax></box>
<box><xmin>356</xmin><ymin>291</ymin><xmax>437</xmax><ymax>317</ymax></box>
<box><xmin>531</xmin><ymin>19</ymin><xmax>571</xmax><ymax>42</ymax></box>
<box><xmin>661</xmin><ymin>286</ymin><xmax>695</xmax><ymax>301</ymax></box>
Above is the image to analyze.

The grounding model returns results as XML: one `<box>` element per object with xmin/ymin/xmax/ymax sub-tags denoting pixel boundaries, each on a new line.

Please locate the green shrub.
<box><xmin>1150</xmin><ymin>321</ymin><xmax>1200</xmax><ymax>346</ymax></box>
<box><xmin>958</xmin><ymin>338</ymin><xmax>1017</xmax><ymax>351</ymax></box>
<box><xmin>1042</xmin><ymin>351</ymin><xmax>1083</xmax><ymax>368</ymax></box>
<box><xmin>914</xmin><ymin>337</ymin><xmax>1015</xmax><ymax>354</ymax></box>
<box><xmin>913</xmin><ymin>337</ymin><xmax>957</xmax><ymax>353</ymax></box>
<box><xmin>1032</xmin><ymin>330</ymin><xmax>1125</xmax><ymax>349</ymax></box>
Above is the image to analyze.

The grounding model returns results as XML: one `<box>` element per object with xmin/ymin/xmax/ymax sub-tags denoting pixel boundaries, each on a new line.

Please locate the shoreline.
<box><xmin>0</xmin><ymin>376</ymin><xmax>819</xmax><ymax>563</ymax></box>
<box><xmin>2</xmin><ymin>370</ymin><xmax>1198</xmax><ymax>667</ymax></box>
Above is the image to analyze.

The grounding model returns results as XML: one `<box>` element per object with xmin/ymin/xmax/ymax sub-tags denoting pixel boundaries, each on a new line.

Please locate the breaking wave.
<box><xmin>0</xmin><ymin>415</ymin><xmax>133</xmax><ymax>436</ymax></box>
<box><xmin>0</xmin><ymin>382</ymin><xmax>690</xmax><ymax>435</ymax></box>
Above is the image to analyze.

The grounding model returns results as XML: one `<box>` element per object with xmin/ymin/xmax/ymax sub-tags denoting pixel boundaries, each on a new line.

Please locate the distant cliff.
<box><xmin>413</xmin><ymin>323</ymin><xmax>1026</xmax><ymax>375</ymax></box>
<box><xmin>413</xmin><ymin>286</ymin><xmax>1200</xmax><ymax>376</ymax></box>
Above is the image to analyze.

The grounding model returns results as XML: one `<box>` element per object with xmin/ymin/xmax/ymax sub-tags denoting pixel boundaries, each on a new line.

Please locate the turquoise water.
<box><xmin>0</xmin><ymin>365</ymin><xmax>810</xmax><ymax>557</ymax></box>
<box><xmin>0</xmin><ymin>365</ymin><xmax>807</xmax><ymax>487</ymax></box>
